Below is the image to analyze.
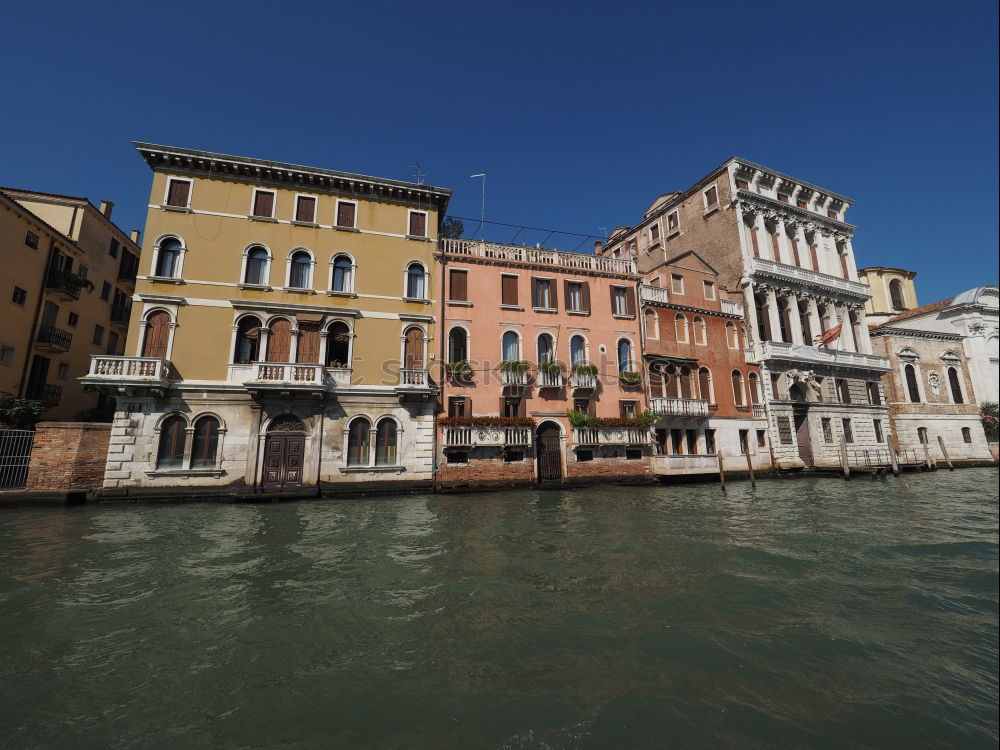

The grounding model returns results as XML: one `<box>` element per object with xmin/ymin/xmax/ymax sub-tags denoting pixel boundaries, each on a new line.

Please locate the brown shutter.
<box><xmin>790</xmin><ymin>239</ymin><xmax>800</xmax><ymax>266</ymax></box>
<box><xmin>337</xmin><ymin>202</ymin><xmax>356</xmax><ymax>227</ymax></box>
<box><xmin>296</xmin><ymin>323</ymin><xmax>320</xmax><ymax>363</ymax></box>
<box><xmin>840</xmin><ymin>252</ymin><xmax>849</xmax><ymax>278</ymax></box>
<box><xmin>450</xmin><ymin>270</ymin><xmax>467</xmax><ymax>301</ymax></box>
<box><xmin>254</xmin><ymin>191</ymin><xmax>274</xmax><ymax>217</ymax></box>
<box><xmin>769</xmin><ymin>232</ymin><xmax>780</xmax><ymax>257</ymax></box>
<box><xmin>167</xmin><ymin>180</ymin><xmax>189</xmax><ymax>207</ymax></box>
<box><xmin>404</xmin><ymin>327</ymin><xmax>423</xmax><ymax>368</ymax></box>
<box><xmin>502</xmin><ymin>275</ymin><xmax>518</xmax><ymax>305</ymax></box>
<box><xmin>410</xmin><ymin>212</ymin><xmax>426</xmax><ymax>237</ymax></box>
<box><xmin>296</xmin><ymin>197</ymin><xmax>315</xmax><ymax>222</ymax></box>
<box><xmin>531</xmin><ymin>277</ymin><xmax>539</xmax><ymax>308</ymax></box>
<box><xmin>750</xmin><ymin>229</ymin><xmax>760</xmax><ymax>258</ymax></box>
<box><xmin>580</xmin><ymin>281</ymin><xmax>591</xmax><ymax>313</ymax></box>
<box><xmin>550</xmin><ymin>279</ymin><xmax>558</xmax><ymax>310</ymax></box>
<box><xmin>563</xmin><ymin>280</ymin><xmax>572</xmax><ymax>310</ymax></box>
<box><xmin>142</xmin><ymin>311</ymin><xmax>170</xmax><ymax>358</ymax></box>
<box><xmin>625</xmin><ymin>286</ymin><xmax>636</xmax><ymax>317</ymax></box>
<box><xmin>267</xmin><ymin>319</ymin><xmax>292</xmax><ymax>362</ymax></box>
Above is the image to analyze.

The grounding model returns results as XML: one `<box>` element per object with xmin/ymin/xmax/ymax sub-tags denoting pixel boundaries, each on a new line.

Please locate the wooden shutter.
<box><xmin>167</xmin><ymin>180</ymin><xmax>189</xmax><ymax>207</ymax></box>
<box><xmin>502</xmin><ymin>275</ymin><xmax>518</xmax><ymax>305</ymax></box>
<box><xmin>296</xmin><ymin>196</ymin><xmax>316</xmax><ymax>222</ymax></box>
<box><xmin>563</xmin><ymin>280</ymin><xmax>573</xmax><ymax>310</ymax></box>
<box><xmin>840</xmin><ymin>253</ymin><xmax>849</xmax><ymax>278</ymax></box>
<box><xmin>142</xmin><ymin>311</ymin><xmax>170</xmax><ymax>358</ymax></box>
<box><xmin>810</xmin><ymin>245</ymin><xmax>819</xmax><ymax>271</ymax></box>
<box><xmin>624</xmin><ymin>287</ymin><xmax>636</xmax><ymax>317</ymax></box>
<box><xmin>750</xmin><ymin>229</ymin><xmax>760</xmax><ymax>258</ymax></box>
<box><xmin>409</xmin><ymin>212</ymin><xmax>426</xmax><ymax>237</ymax></box>
<box><xmin>450</xmin><ymin>269</ymin><xmax>468</xmax><ymax>301</ymax></box>
<box><xmin>531</xmin><ymin>277</ymin><xmax>540</xmax><ymax>308</ymax></box>
<box><xmin>769</xmin><ymin>232</ymin><xmax>780</xmax><ymax>258</ymax></box>
<box><xmin>404</xmin><ymin>327</ymin><xmax>423</xmax><ymax>368</ymax></box>
<box><xmin>337</xmin><ymin>202</ymin><xmax>355</xmax><ymax>227</ymax></box>
<box><xmin>254</xmin><ymin>191</ymin><xmax>274</xmax><ymax>217</ymax></box>
<box><xmin>267</xmin><ymin>319</ymin><xmax>292</xmax><ymax>362</ymax></box>
<box><xmin>580</xmin><ymin>281</ymin><xmax>590</xmax><ymax>313</ymax></box>
<box><xmin>549</xmin><ymin>279</ymin><xmax>558</xmax><ymax>310</ymax></box>
<box><xmin>296</xmin><ymin>323</ymin><xmax>320</xmax><ymax>363</ymax></box>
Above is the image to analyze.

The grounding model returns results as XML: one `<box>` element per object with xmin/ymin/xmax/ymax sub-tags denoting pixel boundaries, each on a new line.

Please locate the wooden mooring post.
<box><xmin>717</xmin><ymin>452</ymin><xmax>726</xmax><ymax>490</ymax></box>
<box><xmin>744</xmin><ymin>448</ymin><xmax>756</xmax><ymax>488</ymax></box>
<box><xmin>840</xmin><ymin>435</ymin><xmax>851</xmax><ymax>480</ymax></box>
<box><xmin>937</xmin><ymin>435</ymin><xmax>955</xmax><ymax>471</ymax></box>
<box><xmin>922</xmin><ymin>441</ymin><xmax>933</xmax><ymax>470</ymax></box>
<box><xmin>889</xmin><ymin>447</ymin><xmax>900</xmax><ymax>476</ymax></box>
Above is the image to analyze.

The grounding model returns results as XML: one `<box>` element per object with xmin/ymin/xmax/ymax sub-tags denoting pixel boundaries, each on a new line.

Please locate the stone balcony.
<box><xmin>750</xmin><ymin>257</ymin><xmax>871</xmax><ymax>300</ymax></box>
<box><xmin>639</xmin><ymin>284</ymin><xmax>670</xmax><ymax>305</ymax></box>
<box><xmin>443</xmin><ymin>425</ymin><xmax>533</xmax><ymax>448</ymax></box>
<box><xmin>501</xmin><ymin>368</ymin><xmax>530</xmax><ymax>389</ymax></box>
<box><xmin>81</xmin><ymin>356</ymin><xmax>172</xmax><ymax>396</ymax></box>
<box><xmin>650</xmin><ymin>397</ymin><xmax>709</xmax><ymax>418</ymax></box>
<box><xmin>570</xmin><ymin>371</ymin><xmax>597</xmax><ymax>390</ymax></box>
<box><xmin>573</xmin><ymin>427</ymin><xmax>652</xmax><ymax>446</ymax></box>
<box><xmin>537</xmin><ymin>370</ymin><xmax>565</xmax><ymax>389</ymax></box>
<box><xmin>720</xmin><ymin>299</ymin><xmax>744</xmax><ymax>316</ymax></box>
<box><xmin>440</xmin><ymin>238</ymin><xmax>636</xmax><ymax>275</ymax></box>
<box><xmin>757</xmin><ymin>341</ymin><xmax>891</xmax><ymax>372</ymax></box>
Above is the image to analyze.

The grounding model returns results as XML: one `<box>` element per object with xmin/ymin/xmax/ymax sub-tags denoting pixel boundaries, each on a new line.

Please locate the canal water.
<box><xmin>1</xmin><ymin>469</ymin><xmax>997</xmax><ymax>749</ymax></box>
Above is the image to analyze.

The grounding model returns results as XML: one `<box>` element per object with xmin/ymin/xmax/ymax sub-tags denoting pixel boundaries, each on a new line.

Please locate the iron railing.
<box><xmin>0</xmin><ymin>429</ymin><xmax>34</xmax><ymax>489</ymax></box>
<box><xmin>36</xmin><ymin>326</ymin><xmax>73</xmax><ymax>351</ymax></box>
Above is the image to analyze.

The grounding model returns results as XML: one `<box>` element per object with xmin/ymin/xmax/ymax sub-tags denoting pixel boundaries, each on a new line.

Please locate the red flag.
<box><xmin>815</xmin><ymin>323</ymin><xmax>842</xmax><ymax>348</ymax></box>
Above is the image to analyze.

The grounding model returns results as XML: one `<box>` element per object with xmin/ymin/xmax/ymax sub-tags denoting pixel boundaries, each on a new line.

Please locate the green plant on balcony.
<box><xmin>537</xmin><ymin>360</ymin><xmax>565</xmax><ymax>375</ymax></box>
<box><xmin>439</xmin><ymin>415</ymin><xmax>534</xmax><ymax>427</ymax></box>
<box><xmin>446</xmin><ymin>360</ymin><xmax>473</xmax><ymax>380</ymax></box>
<box><xmin>566</xmin><ymin>409</ymin><xmax>593</xmax><ymax>428</ymax></box>
<box><xmin>500</xmin><ymin>360</ymin><xmax>530</xmax><ymax>374</ymax></box>
<box><xmin>327</xmin><ymin>360</ymin><xmax>347</xmax><ymax>368</ymax></box>
<box><xmin>618</xmin><ymin>370</ymin><xmax>642</xmax><ymax>386</ymax></box>
<box><xmin>571</xmin><ymin>363</ymin><xmax>598</xmax><ymax>376</ymax></box>
<box><xmin>47</xmin><ymin>268</ymin><xmax>94</xmax><ymax>295</ymax></box>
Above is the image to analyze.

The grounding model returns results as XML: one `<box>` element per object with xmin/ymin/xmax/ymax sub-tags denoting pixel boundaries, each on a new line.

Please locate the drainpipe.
<box><xmin>18</xmin><ymin>238</ymin><xmax>57</xmax><ymax>398</ymax></box>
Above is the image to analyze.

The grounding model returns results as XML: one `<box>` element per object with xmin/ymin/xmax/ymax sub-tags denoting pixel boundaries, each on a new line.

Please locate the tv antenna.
<box><xmin>412</xmin><ymin>163</ymin><xmax>426</xmax><ymax>185</ymax></box>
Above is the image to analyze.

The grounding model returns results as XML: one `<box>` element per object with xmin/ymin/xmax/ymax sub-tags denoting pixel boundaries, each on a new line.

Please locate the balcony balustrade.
<box><xmin>752</xmin><ymin>403</ymin><xmax>766</xmax><ymax>419</ymax></box>
<box><xmin>501</xmin><ymin>369</ymin><xmax>530</xmax><ymax>388</ymax></box>
<box><xmin>440</xmin><ymin>238</ymin><xmax>636</xmax><ymax>275</ymax></box>
<box><xmin>36</xmin><ymin>326</ymin><xmax>73</xmax><ymax>352</ymax></box>
<box><xmin>650</xmin><ymin>397</ymin><xmax>709</xmax><ymax>418</ymax></box>
<box><xmin>750</xmin><ymin>257</ymin><xmax>870</xmax><ymax>298</ymax></box>
<box><xmin>443</xmin><ymin>425</ymin><xmax>533</xmax><ymax>448</ymax></box>
<box><xmin>40</xmin><ymin>384</ymin><xmax>63</xmax><ymax>404</ymax></box>
<box><xmin>86</xmin><ymin>356</ymin><xmax>171</xmax><ymax>381</ymax></box>
<box><xmin>639</xmin><ymin>284</ymin><xmax>670</xmax><ymax>305</ymax></box>
<box><xmin>756</xmin><ymin>341</ymin><xmax>891</xmax><ymax>372</ymax></box>
<box><xmin>570</xmin><ymin>371</ymin><xmax>596</xmax><ymax>389</ymax></box>
<box><xmin>720</xmin><ymin>299</ymin><xmax>744</xmax><ymax>316</ymax></box>
<box><xmin>573</xmin><ymin>427</ymin><xmax>652</xmax><ymax>446</ymax></box>
<box><xmin>399</xmin><ymin>368</ymin><xmax>429</xmax><ymax>388</ymax></box>
<box><xmin>537</xmin><ymin>370</ymin><xmax>565</xmax><ymax>388</ymax></box>
<box><xmin>110</xmin><ymin>304</ymin><xmax>131</xmax><ymax>326</ymax></box>
<box><xmin>45</xmin><ymin>269</ymin><xmax>85</xmax><ymax>300</ymax></box>
<box><xmin>249</xmin><ymin>362</ymin><xmax>324</xmax><ymax>386</ymax></box>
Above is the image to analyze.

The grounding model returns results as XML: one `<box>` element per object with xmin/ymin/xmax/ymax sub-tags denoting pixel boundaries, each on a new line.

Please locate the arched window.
<box><xmin>331</xmin><ymin>254</ymin><xmax>354</xmax><ymax>293</ymax></box>
<box><xmin>142</xmin><ymin>310</ymin><xmax>171</xmax><ymax>359</ymax></box>
<box><xmin>448</xmin><ymin>327</ymin><xmax>468</xmax><ymax>363</ymax></box>
<box><xmin>570</xmin><ymin>335</ymin><xmax>586</xmax><ymax>366</ymax></box>
<box><xmin>244</xmin><ymin>246</ymin><xmax>269</xmax><ymax>285</ymax></box>
<box><xmin>233</xmin><ymin>315</ymin><xmax>261</xmax><ymax>364</ymax></box>
<box><xmin>154</xmin><ymin>238</ymin><xmax>182</xmax><ymax>278</ymax></box>
<box><xmin>266</xmin><ymin>318</ymin><xmax>292</xmax><ymax>362</ymax></box>
<box><xmin>731</xmin><ymin>370</ymin><xmax>745</xmax><ymax>407</ymax></box>
<box><xmin>698</xmin><ymin>367</ymin><xmax>713</xmax><ymax>402</ymax></box>
<box><xmin>191</xmin><ymin>416</ymin><xmax>220</xmax><ymax>468</ymax></box>
<box><xmin>288</xmin><ymin>250</ymin><xmax>312</xmax><ymax>289</ymax></box>
<box><xmin>347</xmin><ymin>418</ymin><xmax>370</xmax><ymax>466</ymax></box>
<box><xmin>644</xmin><ymin>309</ymin><xmax>659</xmax><ymax>339</ymax></box>
<box><xmin>693</xmin><ymin>316</ymin><xmax>707</xmax><ymax>345</ymax></box>
<box><xmin>675</xmin><ymin>314</ymin><xmax>689</xmax><ymax>343</ymax></box>
<box><xmin>889</xmin><ymin>279</ymin><xmax>905</xmax><ymax>310</ymax></box>
<box><xmin>617</xmin><ymin>339</ymin><xmax>632</xmax><ymax>373</ymax></box>
<box><xmin>947</xmin><ymin>367</ymin><xmax>964</xmax><ymax>404</ymax></box>
<box><xmin>405</xmin><ymin>262</ymin><xmax>426</xmax><ymax>299</ymax></box>
<box><xmin>375</xmin><ymin>419</ymin><xmax>398</xmax><ymax>466</ymax></box>
<box><xmin>327</xmin><ymin>321</ymin><xmax>351</xmax><ymax>367</ymax></box>
<box><xmin>537</xmin><ymin>333</ymin><xmax>554</xmax><ymax>364</ymax></box>
<box><xmin>904</xmin><ymin>364</ymin><xmax>921</xmax><ymax>402</ymax></box>
<box><xmin>157</xmin><ymin>415</ymin><xmax>187</xmax><ymax>468</ymax></box>
<box><xmin>748</xmin><ymin>372</ymin><xmax>761</xmax><ymax>404</ymax></box>
<box><xmin>502</xmin><ymin>331</ymin><xmax>520</xmax><ymax>362</ymax></box>
<box><xmin>725</xmin><ymin>321</ymin><xmax>739</xmax><ymax>349</ymax></box>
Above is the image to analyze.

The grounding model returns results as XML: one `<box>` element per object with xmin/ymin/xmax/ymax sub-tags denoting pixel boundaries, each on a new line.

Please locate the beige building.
<box><xmin>82</xmin><ymin>144</ymin><xmax>450</xmax><ymax>496</ymax></box>
<box><xmin>605</xmin><ymin>158</ymin><xmax>893</xmax><ymax>470</ymax></box>
<box><xmin>858</xmin><ymin>266</ymin><xmax>919</xmax><ymax>325</ymax></box>
<box><xmin>1</xmin><ymin>188</ymin><xmax>140</xmax><ymax>420</ymax></box>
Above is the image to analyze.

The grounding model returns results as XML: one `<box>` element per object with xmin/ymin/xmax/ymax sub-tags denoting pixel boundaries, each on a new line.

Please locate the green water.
<box><xmin>1</xmin><ymin>469</ymin><xmax>997</xmax><ymax>749</ymax></box>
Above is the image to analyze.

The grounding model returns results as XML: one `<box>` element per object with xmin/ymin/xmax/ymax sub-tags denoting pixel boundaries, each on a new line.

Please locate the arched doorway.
<box><xmin>142</xmin><ymin>311</ymin><xmax>171</xmax><ymax>358</ymax></box>
<box><xmin>263</xmin><ymin>415</ymin><xmax>305</xmax><ymax>489</ymax></box>
<box><xmin>535</xmin><ymin>422</ymin><xmax>562</xmax><ymax>482</ymax></box>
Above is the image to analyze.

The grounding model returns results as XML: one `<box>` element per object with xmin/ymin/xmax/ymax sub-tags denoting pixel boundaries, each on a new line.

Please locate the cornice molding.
<box><xmin>734</xmin><ymin>191</ymin><xmax>856</xmax><ymax>235</ymax></box>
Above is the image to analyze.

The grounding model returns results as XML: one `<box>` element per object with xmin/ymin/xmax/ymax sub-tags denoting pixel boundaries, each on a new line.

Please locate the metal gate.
<box><xmin>535</xmin><ymin>424</ymin><xmax>562</xmax><ymax>481</ymax></box>
<box><xmin>0</xmin><ymin>429</ymin><xmax>35</xmax><ymax>489</ymax></box>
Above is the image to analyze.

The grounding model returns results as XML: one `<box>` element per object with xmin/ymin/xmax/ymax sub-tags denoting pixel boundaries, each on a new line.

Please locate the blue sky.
<box><xmin>2</xmin><ymin>0</ymin><xmax>996</xmax><ymax>303</ymax></box>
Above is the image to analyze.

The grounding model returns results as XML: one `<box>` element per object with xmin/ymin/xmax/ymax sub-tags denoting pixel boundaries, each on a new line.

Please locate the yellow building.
<box><xmin>83</xmin><ymin>143</ymin><xmax>450</xmax><ymax>496</ymax></box>
<box><xmin>0</xmin><ymin>188</ymin><xmax>140</xmax><ymax>420</ymax></box>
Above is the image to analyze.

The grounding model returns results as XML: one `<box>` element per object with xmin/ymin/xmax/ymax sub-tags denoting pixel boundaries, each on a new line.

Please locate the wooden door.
<box><xmin>267</xmin><ymin>319</ymin><xmax>292</xmax><ymax>362</ymax></box>
<box><xmin>142</xmin><ymin>311</ymin><xmax>170</xmax><ymax>358</ymax></box>
<box><xmin>296</xmin><ymin>323</ymin><xmax>320</xmax><ymax>363</ymax></box>
<box><xmin>535</xmin><ymin>423</ymin><xmax>562</xmax><ymax>481</ymax></box>
<box><xmin>263</xmin><ymin>434</ymin><xmax>304</xmax><ymax>489</ymax></box>
<box><xmin>404</xmin><ymin>327</ymin><xmax>423</xmax><ymax>369</ymax></box>
<box><xmin>794</xmin><ymin>410</ymin><xmax>813</xmax><ymax>466</ymax></box>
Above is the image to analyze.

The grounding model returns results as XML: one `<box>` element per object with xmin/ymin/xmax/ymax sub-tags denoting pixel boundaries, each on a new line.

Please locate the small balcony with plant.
<box><xmin>537</xmin><ymin>361</ymin><xmax>565</xmax><ymax>389</ymax></box>
<box><xmin>567</xmin><ymin>409</ymin><xmax>657</xmax><ymax>446</ymax></box>
<box><xmin>500</xmin><ymin>360</ymin><xmax>530</xmax><ymax>388</ymax></box>
<box><xmin>618</xmin><ymin>370</ymin><xmax>643</xmax><ymax>388</ymax></box>
<box><xmin>440</xmin><ymin>416</ymin><xmax>534</xmax><ymax>448</ymax></box>
<box><xmin>46</xmin><ymin>268</ymin><xmax>93</xmax><ymax>300</ymax></box>
<box><xmin>446</xmin><ymin>360</ymin><xmax>474</xmax><ymax>385</ymax></box>
<box><xmin>570</xmin><ymin>364</ymin><xmax>598</xmax><ymax>390</ymax></box>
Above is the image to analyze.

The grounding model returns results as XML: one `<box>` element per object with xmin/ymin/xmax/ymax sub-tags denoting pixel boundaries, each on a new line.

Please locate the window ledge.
<box><xmin>326</xmin><ymin>290</ymin><xmax>358</xmax><ymax>298</ymax></box>
<box><xmin>446</xmin><ymin>300</ymin><xmax>473</xmax><ymax>307</ymax></box>
<box><xmin>333</xmin><ymin>225</ymin><xmax>360</xmax><ymax>233</ymax></box>
<box><xmin>567</xmin><ymin>310</ymin><xmax>590</xmax><ymax>316</ymax></box>
<box><xmin>291</xmin><ymin>220</ymin><xmax>319</xmax><ymax>228</ymax></box>
<box><xmin>145</xmin><ymin>468</ymin><xmax>225</xmax><ymax>477</ymax></box>
<box><xmin>248</xmin><ymin>215</ymin><xmax>277</xmax><ymax>223</ymax></box>
<box><xmin>612</xmin><ymin>314</ymin><xmax>635</xmax><ymax>320</ymax></box>
<box><xmin>402</xmin><ymin>297</ymin><xmax>431</xmax><ymax>304</ymax></box>
<box><xmin>533</xmin><ymin>307</ymin><xmax>557</xmax><ymax>313</ymax></box>
<box><xmin>703</xmin><ymin>204</ymin><xmax>720</xmax><ymax>218</ymax></box>
<box><xmin>405</xmin><ymin>235</ymin><xmax>431</xmax><ymax>242</ymax></box>
<box><xmin>238</xmin><ymin>283</ymin><xmax>273</xmax><ymax>291</ymax></box>
<box><xmin>282</xmin><ymin>287</ymin><xmax>317</xmax><ymax>295</ymax></box>
<box><xmin>499</xmin><ymin>304</ymin><xmax>524</xmax><ymax>311</ymax></box>
<box><xmin>160</xmin><ymin>204</ymin><xmax>192</xmax><ymax>213</ymax></box>
<box><xmin>666</xmin><ymin>229</ymin><xmax>681</xmax><ymax>239</ymax></box>
<box><xmin>338</xmin><ymin>465</ymin><xmax>406</xmax><ymax>474</ymax></box>
<box><xmin>147</xmin><ymin>276</ymin><xmax>185</xmax><ymax>285</ymax></box>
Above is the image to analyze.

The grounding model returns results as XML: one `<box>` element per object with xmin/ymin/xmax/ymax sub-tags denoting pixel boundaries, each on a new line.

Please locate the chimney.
<box><xmin>594</xmin><ymin>241</ymin><xmax>604</xmax><ymax>255</ymax></box>
<box><xmin>130</xmin><ymin>229</ymin><xmax>141</xmax><ymax>245</ymax></box>
<box><xmin>99</xmin><ymin>200</ymin><xmax>114</xmax><ymax>219</ymax></box>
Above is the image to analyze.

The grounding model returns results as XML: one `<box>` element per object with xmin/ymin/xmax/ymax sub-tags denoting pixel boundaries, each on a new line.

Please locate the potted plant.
<box><xmin>538</xmin><ymin>361</ymin><xmax>565</xmax><ymax>375</ymax></box>
<box><xmin>565</xmin><ymin>409</ymin><xmax>594</xmax><ymax>428</ymax></box>
<box><xmin>618</xmin><ymin>370</ymin><xmax>642</xmax><ymax>386</ymax></box>
<box><xmin>500</xmin><ymin>360</ymin><xmax>530</xmax><ymax>374</ymax></box>
<box><xmin>446</xmin><ymin>360</ymin><xmax>473</xmax><ymax>381</ymax></box>
<box><xmin>571</xmin><ymin>363</ymin><xmax>598</xmax><ymax>376</ymax></box>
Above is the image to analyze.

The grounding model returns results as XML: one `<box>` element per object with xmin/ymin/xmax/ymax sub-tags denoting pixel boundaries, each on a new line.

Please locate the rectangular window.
<box><xmin>336</xmin><ymin>201</ymin><xmax>356</xmax><ymax>228</ymax></box>
<box><xmin>842</xmin><ymin>418</ymin><xmax>854</xmax><ymax>443</ymax></box>
<box><xmin>705</xmin><ymin>428</ymin><xmax>716</xmax><ymax>453</ymax></box>
<box><xmin>667</xmin><ymin>210</ymin><xmax>679</xmax><ymax>232</ymax></box>
<box><xmin>566</xmin><ymin>281</ymin><xmax>582</xmax><ymax>312</ymax></box>
<box><xmin>533</xmin><ymin>278</ymin><xmax>554</xmax><ymax>309</ymax></box>
<box><xmin>777</xmin><ymin>194</ymin><xmax>789</xmax><ymax>203</ymax></box>
<box><xmin>735</xmin><ymin>179</ymin><xmax>748</xmax><ymax>190</ymax></box>
<box><xmin>686</xmin><ymin>429</ymin><xmax>698</xmax><ymax>454</ymax></box>
<box><xmin>770</xmin><ymin>373</ymin><xmax>781</xmax><ymax>399</ymax></box>
<box><xmin>252</xmin><ymin>190</ymin><xmax>275</xmax><ymax>218</ymax></box>
<box><xmin>836</xmin><ymin>378</ymin><xmax>852</xmax><ymax>404</ymax></box>
<box><xmin>408</xmin><ymin>211</ymin><xmax>427</xmax><ymax>237</ymax></box>
<box><xmin>573</xmin><ymin>398</ymin><xmax>591</xmax><ymax>415</ymax></box>
<box><xmin>100</xmin><ymin>281</ymin><xmax>111</xmax><ymax>301</ymax></box>
<box><xmin>649</xmin><ymin>223</ymin><xmax>660</xmax><ymax>243</ymax></box>
<box><xmin>107</xmin><ymin>331</ymin><xmax>120</xmax><ymax>355</ymax></box>
<box><xmin>619</xmin><ymin>400</ymin><xmax>637</xmax><ymax>418</ymax></box>
<box><xmin>92</xmin><ymin>325</ymin><xmax>104</xmax><ymax>346</ymax></box>
<box><xmin>867</xmin><ymin>381</ymin><xmax>882</xmax><ymax>405</ymax></box>
<box><xmin>671</xmin><ymin>429</ymin><xmax>684</xmax><ymax>455</ymax></box>
<box><xmin>670</xmin><ymin>274</ymin><xmax>684</xmax><ymax>295</ymax></box>
<box><xmin>11</xmin><ymin>286</ymin><xmax>27</xmax><ymax>306</ymax></box>
<box><xmin>447</xmin><ymin>397</ymin><xmax>466</xmax><ymax>417</ymax></box>
<box><xmin>0</xmin><ymin>346</ymin><xmax>14</xmax><ymax>365</ymax></box>
<box><xmin>67</xmin><ymin>312</ymin><xmax>79</xmax><ymax>327</ymax></box>
<box><xmin>501</xmin><ymin>274</ymin><xmax>518</xmax><ymax>306</ymax></box>
<box><xmin>449</xmin><ymin>269</ymin><xmax>468</xmax><ymax>301</ymax></box>
<box><xmin>756</xmin><ymin>429</ymin><xmax>767</xmax><ymax>448</ymax></box>
<box><xmin>962</xmin><ymin>427</ymin><xmax>972</xmax><ymax>443</ymax></box>
<box><xmin>822</xmin><ymin>418</ymin><xmax>833</xmax><ymax>443</ymax></box>
<box><xmin>611</xmin><ymin>287</ymin><xmax>628</xmax><ymax>316</ymax></box>
<box><xmin>704</xmin><ymin>185</ymin><xmax>718</xmax><ymax>208</ymax></box>
<box><xmin>505</xmin><ymin>450</ymin><xmax>524</xmax><ymax>463</ymax></box>
<box><xmin>295</xmin><ymin>195</ymin><xmax>317</xmax><ymax>223</ymax></box>
<box><xmin>703</xmin><ymin>280</ymin><xmax>715</xmax><ymax>300</ymax></box>
<box><xmin>796</xmin><ymin>199</ymin><xmax>807</xmax><ymax>209</ymax></box>
<box><xmin>502</xmin><ymin>398</ymin><xmax>524</xmax><ymax>418</ymax></box>
<box><xmin>873</xmin><ymin>419</ymin><xmax>884</xmax><ymax>443</ymax></box>
<box><xmin>827</xmin><ymin>210</ymin><xmax>838</xmax><ymax>219</ymax></box>
<box><xmin>166</xmin><ymin>178</ymin><xmax>191</xmax><ymax>208</ymax></box>
<box><xmin>778</xmin><ymin>417</ymin><xmax>793</xmax><ymax>445</ymax></box>
<box><xmin>77</xmin><ymin>265</ymin><xmax>88</xmax><ymax>280</ymax></box>
<box><xmin>576</xmin><ymin>449</ymin><xmax>594</xmax><ymax>462</ymax></box>
<box><xmin>739</xmin><ymin>429</ymin><xmax>749</xmax><ymax>454</ymax></box>
<box><xmin>625</xmin><ymin>448</ymin><xmax>642</xmax><ymax>461</ymax></box>
<box><xmin>446</xmin><ymin>451</ymin><xmax>468</xmax><ymax>464</ymax></box>
<box><xmin>109</xmin><ymin>238</ymin><xmax>119</xmax><ymax>258</ymax></box>
<box><xmin>24</xmin><ymin>230</ymin><xmax>40</xmax><ymax>249</ymax></box>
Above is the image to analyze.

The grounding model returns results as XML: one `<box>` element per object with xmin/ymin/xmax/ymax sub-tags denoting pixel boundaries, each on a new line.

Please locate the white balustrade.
<box><xmin>443</xmin><ymin>425</ymin><xmax>533</xmax><ymax>447</ymax></box>
<box><xmin>573</xmin><ymin>427</ymin><xmax>651</xmax><ymax>445</ymax></box>
<box><xmin>639</xmin><ymin>284</ymin><xmax>670</xmax><ymax>305</ymax></box>
<box><xmin>750</xmin><ymin>257</ymin><xmax>870</xmax><ymax>298</ymax></box>
<box><xmin>87</xmin><ymin>356</ymin><xmax>170</xmax><ymax>380</ymax></box>
<box><xmin>720</xmin><ymin>299</ymin><xmax>744</xmax><ymax>316</ymax></box>
<box><xmin>250</xmin><ymin>362</ymin><xmax>325</xmax><ymax>385</ymax></box>
<box><xmin>650</xmin><ymin>398</ymin><xmax>709</xmax><ymax>418</ymax></box>
<box><xmin>400</xmin><ymin>368</ymin><xmax>428</xmax><ymax>387</ymax></box>
<box><xmin>570</xmin><ymin>372</ymin><xmax>597</xmax><ymax>389</ymax></box>
<box><xmin>752</xmin><ymin>404</ymin><xmax>766</xmax><ymax>420</ymax></box>
<box><xmin>328</xmin><ymin>368</ymin><xmax>352</xmax><ymax>387</ymax></box>
<box><xmin>757</xmin><ymin>341</ymin><xmax>890</xmax><ymax>371</ymax></box>
<box><xmin>440</xmin><ymin>238</ymin><xmax>636</xmax><ymax>275</ymax></box>
<box><xmin>538</xmin><ymin>370</ymin><xmax>565</xmax><ymax>388</ymax></box>
<box><xmin>501</xmin><ymin>369</ymin><xmax>530</xmax><ymax>387</ymax></box>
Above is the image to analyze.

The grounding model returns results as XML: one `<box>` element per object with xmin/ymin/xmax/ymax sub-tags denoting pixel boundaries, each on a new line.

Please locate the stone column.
<box><xmin>765</xmin><ymin>288</ymin><xmax>782</xmax><ymax>343</ymax></box>
<box><xmin>822</xmin><ymin>300</ymin><xmax>840</xmax><ymax>349</ymax></box>
<box><xmin>807</xmin><ymin>297</ymin><xmax>823</xmax><ymax>344</ymax></box>
<box><xmin>289</xmin><ymin>326</ymin><xmax>299</xmax><ymax>363</ymax></box>
<box><xmin>854</xmin><ymin>307</ymin><xmax>874</xmax><ymax>354</ymax></box>
<box><xmin>743</xmin><ymin>284</ymin><xmax>761</xmax><ymax>344</ymax></box>
<box><xmin>786</xmin><ymin>290</ymin><xmax>804</xmax><ymax>345</ymax></box>
<box><xmin>838</xmin><ymin>304</ymin><xmax>857</xmax><ymax>352</ymax></box>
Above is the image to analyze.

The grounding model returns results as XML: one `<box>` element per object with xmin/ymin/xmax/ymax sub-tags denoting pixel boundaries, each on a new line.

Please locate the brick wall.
<box><xmin>436</xmin><ymin>451</ymin><xmax>535</xmax><ymax>489</ymax></box>
<box><xmin>25</xmin><ymin>422</ymin><xmax>112</xmax><ymax>491</ymax></box>
<box><xmin>566</xmin><ymin>446</ymin><xmax>652</xmax><ymax>482</ymax></box>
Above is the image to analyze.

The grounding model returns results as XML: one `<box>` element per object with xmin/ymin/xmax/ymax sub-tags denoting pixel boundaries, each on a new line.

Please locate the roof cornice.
<box><xmin>735</xmin><ymin>190</ymin><xmax>857</xmax><ymax>233</ymax></box>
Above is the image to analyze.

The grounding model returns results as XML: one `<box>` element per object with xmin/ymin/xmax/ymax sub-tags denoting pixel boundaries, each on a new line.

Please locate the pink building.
<box><xmin>435</xmin><ymin>238</ymin><xmax>655</xmax><ymax>488</ymax></box>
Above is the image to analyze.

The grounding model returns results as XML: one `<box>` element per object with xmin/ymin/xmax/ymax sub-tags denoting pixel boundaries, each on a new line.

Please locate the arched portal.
<box><xmin>535</xmin><ymin>422</ymin><xmax>562</xmax><ymax>482</ymax></box>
